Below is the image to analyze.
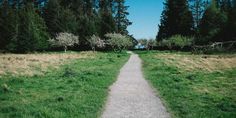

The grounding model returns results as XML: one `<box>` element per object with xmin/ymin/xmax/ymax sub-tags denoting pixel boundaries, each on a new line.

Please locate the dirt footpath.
<box><xmin>101</xmin><ymin>52</ymin><xmax>170</xmax><ymax>118</ymax></box>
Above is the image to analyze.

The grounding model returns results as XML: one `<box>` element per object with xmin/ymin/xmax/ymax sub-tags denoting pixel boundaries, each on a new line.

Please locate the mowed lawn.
<box><xmin>137</xmin><ymin>51</ymin><xmax>236</xmax><ymax>118</ymax></box>
<box><xmin>0</xmin><ymin>52</ymin><xmax>130</xmax><ymax>118</ymax></box>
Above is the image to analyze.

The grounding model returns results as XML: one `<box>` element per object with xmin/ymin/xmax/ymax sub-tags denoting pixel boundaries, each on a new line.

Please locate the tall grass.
<box><xmin>137</xmin><ymin>51</ymin><xmax>236</xmax><ymax>118</ymax></box>
<box><xmin>0</xmin><ymin>52</ymin><xmax>130</xmax><ymax>118</ymax></box>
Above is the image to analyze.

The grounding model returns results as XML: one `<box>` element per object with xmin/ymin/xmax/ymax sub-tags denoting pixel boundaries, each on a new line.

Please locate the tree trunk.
<box><xmin>64</xmin><ymin>46</ymin><xmax>67</xmax><ymax>53</ymax></box>
<box><xmin>92</xmin><ymin>47</ymin><xmax>96</xmax><ymax>52</ymax></box>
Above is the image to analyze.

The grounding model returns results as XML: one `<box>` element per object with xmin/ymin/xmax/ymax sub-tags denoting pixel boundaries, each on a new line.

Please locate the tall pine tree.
<box><xmin>99</xmin><ymin>0</ymin><xmax>116</xmax><ymax>38</ymax></box>
<box><xmin>189</xmin><ymin>0</ymin><xmax>205</xmax><ymax>30</ymax></box>
<box><xmin>227</xmin><ymin>0</ymin><xmax>236</xmax><ymax>41</ymax></box>
<box><xmin>43</xmin><ymin>0</ymin><xmax>61</xmax><ymax>37</ymax></box>
<box><xmin>156</xmin><ymin>0</ymin><xmax>194</xmax><ymax>41</ymax></box>
<box><xmin>199</xmin><ymin>0</ymin><xmax>227</xmax><ymax>44</ymax></box>
<box><xmin>114</xmin><ymin>0</ymin><xmax>132</xmax><ymax>35</ymax></box>
<box><xmin>17</xmin><ymin>2</ymin><xmax>49</xmax><ymax>53</ymax></box>
<box><xmin>0</xmin><ymin>1</ymin><xmax>19</xmax><ymax>51</ymax></box>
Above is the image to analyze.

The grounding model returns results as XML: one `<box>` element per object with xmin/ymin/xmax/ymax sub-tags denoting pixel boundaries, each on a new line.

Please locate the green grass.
<box><xmin>0</xmin><ymin>52</ymin><xmax>130</xmax><ymax>118</ymax></box>
<box><xmin>136</xmin><ymin>51</ymin><xmax>236</xmax><ymax>118</ymax></box>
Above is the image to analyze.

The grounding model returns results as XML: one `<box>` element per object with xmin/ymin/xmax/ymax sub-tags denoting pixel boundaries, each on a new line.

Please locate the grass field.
<box><xmin>0</xmin><ymin>52</ymin><xmax>130</xmax><ymax>118</ymax></box>
<box><xmin>137</xmin><ymin>51</ymin><xmax>236</xmax><ymax>118</ymax></box>
<box><xmin>0</xmin><ymin>51</ymin><xmax>95</xmax><ymax>76</ymax></box>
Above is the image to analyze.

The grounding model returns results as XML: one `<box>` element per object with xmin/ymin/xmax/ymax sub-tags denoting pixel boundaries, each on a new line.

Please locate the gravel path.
<box><xmin>101</xmin><ymin>52</ymin><xmax>170</xmax><ymax>118</ymax></box>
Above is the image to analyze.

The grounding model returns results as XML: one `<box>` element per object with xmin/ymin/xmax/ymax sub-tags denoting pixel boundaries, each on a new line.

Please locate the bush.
<box><xmin>49</xmin><ymin>32</ymin><xmax>79</xmax><ymax>52</ymax></box>
<box><xmin>138</xmin><ymin>39</ymin><xmax>156</xmax><ymax>50</ymax></box>
<box><xmin>87</xmin><ymin>35</ymin><xmax>105</xmax><ymax>52</ymax></box>
<box><xmin>159</xmin><ymin>35</ymin><xmax>193</xmax><ymax>50</ymax></box>
<box><xmin>105</xmin><ymin>33</ymin><xmax>133</xmax><ymax>52</ymax></box>
<box><xmin>146</xmin><ymin>39</ymin><xmax>156</xmax><ymax>50</ymax></box>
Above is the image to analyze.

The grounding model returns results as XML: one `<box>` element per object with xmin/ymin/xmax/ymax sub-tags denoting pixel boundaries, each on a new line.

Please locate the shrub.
<box><xmin>146</xmin><ymin>39</ymin><xmax>156</xmax><ymax>50</ymax></box>
<box><xmin>138</xmin><ymin>39</ymin><xmax>156</xmax><ymax>50</ymax></box>
<box><xmin>105</xmin><ymin>33</ymin><xmax>132</xmax><ymax>52</ymax></box>
<box><xmin>87</xmin><ymin>35</ymin><xmax>105</xmax><ymax>52</ymax></box>
<box><xmin>159</xmin><ymin>35</ymin><xmax>193</xmax><ymax>50</ymax></box>
<box><xmin>139</xmin><ymin>39</ymin><xmax>148</xmax><ymax>46</ymax></box>
<box><xmin>49</xmin><ymin>32</ymin><xmax>79</xmax><ymax>52</ymax></box>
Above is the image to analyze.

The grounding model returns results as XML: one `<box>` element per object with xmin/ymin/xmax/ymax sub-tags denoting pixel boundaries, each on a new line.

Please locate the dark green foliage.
<box><xmin>195</xmin><ymin>0</ymin><xmax>236</xmax><ymax>47</ymax></box>
<box><xmin>0</xmin><ymin>0</ymin><xmax>131</xmax><ymax>52</ymax></box>
<box><xmin>99</xmin><ymin>0</ymin><xmax>117</xmax><ymax>38</ymax></box>
<box><xmin>220</xmin><ymin>0</ymin><xmax>236</xmax><ymax>42</ymax></box>
<box><xmin>114</xmin><ymin>0</ymin><xmax>132</xmax><ymax>35</ymax></box>
<box><xmin>16</xmin><ymin>3</ymin><xmax>49</xmax><ymax>53</ymax></box>
<box><xmin>156</xmin><ymin>0</ymin><xmax>194</xmax><ymax>41</ymax></box>
<box><xmin>44</xmin><ymin>0</ymin><xmax>78</xmax><ymax>37</ymax></box>
<box><xmin>0</xmin><ymin>1</ymin><xmax>18</xmax><ymax>51</ymax></box>
<box><xmin>0</xmin><ymin>1</ymin><xmax>49</xmax><ymax>53</ymax></box>
<box><xmin>227</xmin><ymin>0</ymin><xmax>236</xmax><ymax>41</ymax></box>
<box><xmin>100</xmin><ymin>11</ymin><xmax>117</xmax><ymax>38</ymax></box>
<box><xmin>189</xmin><ymin>0</ymin><xmax>206</xmax><ymax>31</ymax></box>
<box><xmin>218</xmin><ymin>0</ymin><xmax>232</xmax><ymax>12</ymax></box>
<box><xmin>58</xmin><ymin>8</ymin><xmax>78</xmax><ymax>34</ymax></box>
<box><xmin>198</xmin><ymin>0</ymin><xmax>227</xmax><ymax>44</ymax></box>
<box><xmin>60</xmin><ymin>0</ymin><xmax>84</xmax><ymax>15</ymax></box>
<box><xmin>43</xmin><ymin>0</ymin><xmax>61</xmax><ymax>37</ymax></box>
<box><xmin>77</xmin><ymin>15</ymin><xmax>98</xmax><ymax>45</ymax></box>
<box><xmin>156</xmin><ymin>0</ymin><xmax>236</xmax><ymax>51</ymax></box>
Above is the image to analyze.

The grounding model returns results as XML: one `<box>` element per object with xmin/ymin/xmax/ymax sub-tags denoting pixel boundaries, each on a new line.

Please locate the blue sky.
<box><xmin>126</xmin><ymin>0</ymin><xmax>164</xmax><ymax>39</ymax></box>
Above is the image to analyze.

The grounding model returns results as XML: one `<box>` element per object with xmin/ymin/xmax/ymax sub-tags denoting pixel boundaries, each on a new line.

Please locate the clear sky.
<box><xmin>126</xmin><ymin>0</ymin><xmax>164</xmax><ymax>39</ymax></box>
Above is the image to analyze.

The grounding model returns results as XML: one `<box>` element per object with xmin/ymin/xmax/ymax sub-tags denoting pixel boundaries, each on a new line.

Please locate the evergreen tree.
<box><xmin>60</xmin><ymin>0</ymin><xmax>99</xmax><ymax>45</ymax></box>
<box><xmin>77</xmin><ymin>15</ymin><xmax>97</xmax><ymax>45</ymax></box>
<box><xmin>234</xmin><ymin>0</ymin><xmax>236</xmax><ymax>6</ymax></box>
<box><xmin>189</xmin><ymin>0</ymin><xmax>205</xmax><ymax>30</ymax></box>
<box><xmin>84</xmin><ymin>0</ymin><xmax>95</xmax><ymax>16</ymax></box>
<box><xmin>199</xmin><ymin>0</ymin><xmax>227</xmax><ymax>44</ymax></box>
<box><xmin>43</xmin><ymin>0</ymin><xmax>61</xmax><ymax>37</ymax></box>
<box><xmin>58</xmin><ymin>8</ymin><xmax>78</xmax><ymax>34</ymax></box>
<box><xmin>0</xmin><ymin>1</ymin><xmax>19</xmax><ymax>51</ymax></box>
<box><xmin>216</xmin><ymin>0</ymin><xmax>221</xmax><ymax>8</ymax></box>
<box><xmin>156</xmin><ymin>0</ymin><xmax>194</xmax><ymax>41</ymax></box>
<box><xmin>219</xmin><ymin>0</ymin><xmax>232</xmax><ymax>12</ymax></box>
<box><xmin>114</xmin><ymin>0</ymin><xmax>132</xmax><ymax>35</ymax></box>
<box><xmin>17</xmin><ymin>3</ymin><xmax>49</xmax><ymax>52</ymax></box>
<box><xmin>218</xmin><ymin>0</ymin><xmax>235</xmax><ymax>42</ymax></box>
<box><xmin>227</xmin><ymin>0</ymin><xmax>236</xmax><ymax>41</ymax></box>
<box><xmin>99</xmin><ymin>0</ymin><xmax>116</xmax><ymax>38</ymax></box>
<box><xmin>74</xmin><ymin>0</ymin><xmax>99</xmax><ymax>45</ymax></box>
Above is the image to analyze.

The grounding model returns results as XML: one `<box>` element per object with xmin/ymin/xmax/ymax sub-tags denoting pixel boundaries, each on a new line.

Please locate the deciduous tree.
<box><xmin>87</xmin><ymin>35</ymin><xmax>105</xmax><ymax>51</ymax></box>
<box><xmin>49</xmin><ymin>32</ymin><xmax>79</xmax><ymax>52</ymax></box>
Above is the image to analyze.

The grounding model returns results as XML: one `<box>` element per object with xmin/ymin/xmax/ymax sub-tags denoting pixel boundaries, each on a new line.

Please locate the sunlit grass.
<box><xmin>0</xmin><ymin>51</ymin><xmax>95</xmax><ymax>76</ymax></box>
<box><xmin>0</xmin><ymin>52</ymin><xmax>130</xmax><ymax>118</ymax></box>
<box><xmin>137</xmin><ymin>51</ymin><xmax>236</xmax><ymax>118</ymax></box>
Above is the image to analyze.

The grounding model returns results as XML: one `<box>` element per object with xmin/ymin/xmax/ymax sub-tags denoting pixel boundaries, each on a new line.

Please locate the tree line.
<box><xmin>156</xmin><ymin>0</ymin><xmax>236</xmax><ymax>50</ymax></box>
<box><xmin>0</xmin><ymin>0</ymin><xmax>132</xmax><ymax>53</ymax></box>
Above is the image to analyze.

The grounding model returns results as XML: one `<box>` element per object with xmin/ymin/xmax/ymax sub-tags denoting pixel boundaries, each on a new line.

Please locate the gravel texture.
<box><xmin>101</xmin><ymin>52</ymin><xmax>170</xmax><ymax>118</ymax></box>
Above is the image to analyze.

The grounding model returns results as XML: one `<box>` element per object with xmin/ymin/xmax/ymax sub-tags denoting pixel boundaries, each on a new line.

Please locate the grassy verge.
<box><xmin>136</xmin><ymin>51</ymin><xmax>236</xmax><ymax>118</ymax></box>
<box><xmin>0</xmin><ymin>52</ymin><xmax>130</xmax><ymax>118</ymax></box>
